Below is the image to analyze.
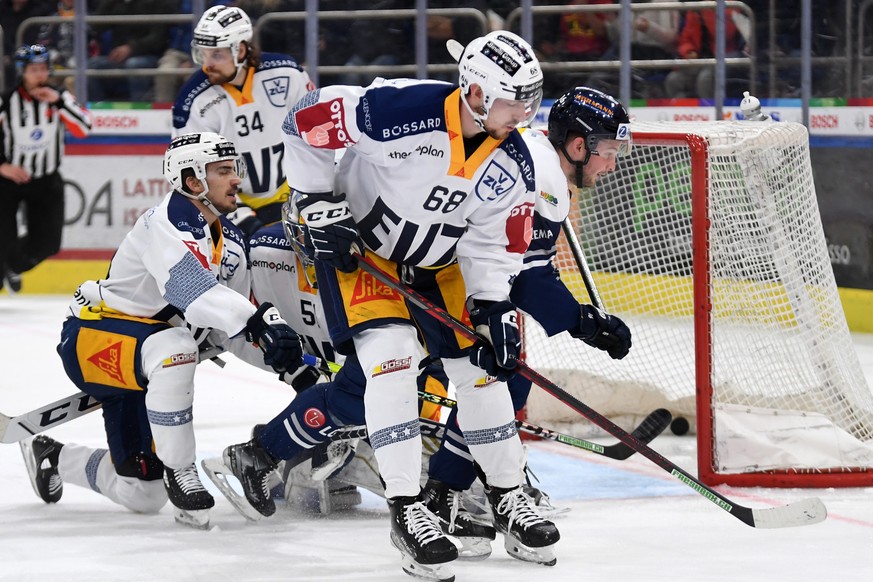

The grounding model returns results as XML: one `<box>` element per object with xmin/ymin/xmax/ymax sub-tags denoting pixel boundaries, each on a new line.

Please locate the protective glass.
<box><xmin>205</xmin><ymin>157</ymin><xmax>248</xmax><ymax>181</ymax></box>
<box><xmin>590</xmin><ymin>138</ymin><xmax>632</xmax><ymax>160</ymax></box>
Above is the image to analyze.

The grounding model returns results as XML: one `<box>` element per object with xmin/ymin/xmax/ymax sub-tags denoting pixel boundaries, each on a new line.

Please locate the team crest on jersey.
<box><xmin>262</xmin><ymin>76</ymin><xmax>290</xmax><ymax>107</ymax></box>
<box><xmin>475</xmin><ymin>160</ymin><xmax>517</xmax><ymax>201</ymax></box>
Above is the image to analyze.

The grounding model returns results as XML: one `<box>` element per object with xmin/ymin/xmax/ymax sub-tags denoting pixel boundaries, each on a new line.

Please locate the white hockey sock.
<box><xmin>356</xmin><ymin>325</ymin><xmax>425</xmax><ymax>499</ymax></box>
<box><xmin>59</xmin><ymin>443</ymin><xmax>167</xmax><ymax>513</ymax></box>
<box><xmin>141</xmin><ymin>328</ymin><xmax>198</xmax><ymax>469</ymax></box>
<box><xmin>442</xmin><ymin>357</ymin><xmax>525</xmax><ymax>489</ymax></box>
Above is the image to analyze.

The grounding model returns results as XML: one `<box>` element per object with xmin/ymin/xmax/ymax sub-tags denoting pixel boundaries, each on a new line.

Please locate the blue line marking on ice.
<box><xmin>525</xmin><ymin>446</ymin><xmax>690</xmax><ymax>501</ymax></box>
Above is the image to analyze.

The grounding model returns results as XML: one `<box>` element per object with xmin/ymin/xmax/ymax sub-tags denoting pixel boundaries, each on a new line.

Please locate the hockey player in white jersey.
<box><xmin>280</xmin><ymin>30</ymin><xmax>556</xmax><ymax>581</ymax></box>
<box><xmin>19</xmin><ymin>132</ymin><xmax>305</xmax><ymax>530</ymax></box>
<box><xmin>172</xmin><ymin>5</ymin><xmax>315</xmax><ymax>234</ymax></box>
<box><xmin>423</xmin><ymin>86</ymin><xmax>634</xmax><ymax>558</ymax></box>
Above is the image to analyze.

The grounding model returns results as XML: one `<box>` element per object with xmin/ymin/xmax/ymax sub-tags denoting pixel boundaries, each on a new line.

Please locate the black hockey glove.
<box><xmin>280</xmin><ymin>364</ymin><xmax>324</xmax><ymax>392</ymax></box>
<box><xmin>245</xmin><ymin>302</ymin><xmax>305</xmax><ymax>374</ymax></box>
<box><xmin>571</xmin><ymin>304</ymin><xmax>632</xmax><ymax>360</ymax></box>
<box><xmin>467</xmin><ymin>299</ymin><xmax>521</xmax><ymax>381</ymax></box>
<box><xmin>294</xmin><ymin>191</ymin><xmax>362</xmax><ymax>273</ymax></box>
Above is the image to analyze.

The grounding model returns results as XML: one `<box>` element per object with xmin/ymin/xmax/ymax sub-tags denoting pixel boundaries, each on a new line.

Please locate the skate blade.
<box><xmin>19</xmin><ymin>439</ymin><xmax>43</xmax><ymax>501</ymax></box>
<box><xmin>391</xmin><ymin>535</ymin><xmax>455</xmax><ymax>582</ymax></box>
<box><xmin>173</xmin><ymin>507</ymin><xmax>211</xmax><ymax>530</ymax></box>
<box><xmin>452</xmin><ymin>536</ymin><xmax>492</xmax><ymax>561</ymax></box>
<box><xmin>503</xmin><ymin>536</ymin><xmax>557</xmax><ymax>566</ymax></box>
<box><xmin>200</xmin><ymin>457</ymin><xmax>264</xmax><ymax>522</ymax></box>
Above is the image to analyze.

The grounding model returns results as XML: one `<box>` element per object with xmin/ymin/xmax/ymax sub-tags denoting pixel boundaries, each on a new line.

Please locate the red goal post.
<box><xmin>521</xmin><ymin>120</ymin><xmax>873</xmax><ymax>487</ymax></box>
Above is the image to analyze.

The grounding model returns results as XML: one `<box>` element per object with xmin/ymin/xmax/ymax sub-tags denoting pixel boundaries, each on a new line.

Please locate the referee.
<box><xmin>0</xmin><ymin>44</ymin><xmax>91</xmax><ymax>293</ymax></box>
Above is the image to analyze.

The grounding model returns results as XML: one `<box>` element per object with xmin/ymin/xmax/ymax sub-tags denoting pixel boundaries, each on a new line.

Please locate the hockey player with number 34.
<box><xmin>280</xmin><ymin>30</ymin><xmax>557</xmax><ymax>581</ymax></box>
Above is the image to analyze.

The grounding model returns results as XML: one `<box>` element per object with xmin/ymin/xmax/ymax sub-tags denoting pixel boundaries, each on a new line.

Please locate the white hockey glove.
<box><xmin>571</xmin><ymin>304</ymin><xmax>632</xmax><ymax>360</ymax></box>
<box><xmin>467</xmin><ymin>299</ymin><xmax>521</xmax><ymax>381</ymax></box>
<box><xmin>294</xmin><ymin>191</ymin><xmax>363</xmax><ymax>273</ymax></box>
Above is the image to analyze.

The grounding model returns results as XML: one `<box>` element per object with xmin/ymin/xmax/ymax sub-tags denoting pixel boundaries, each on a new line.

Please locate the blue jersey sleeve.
<box><xmin>510</xmin><ymin>264</ymin><xmax>580</xmax><ymax>337</ymax></box>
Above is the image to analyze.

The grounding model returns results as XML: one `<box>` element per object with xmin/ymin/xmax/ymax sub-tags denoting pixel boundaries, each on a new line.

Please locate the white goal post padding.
<box><xmin>522</xmin><ymin>120</ymin><xmax>873</xmax><ymax>487</ymax></box>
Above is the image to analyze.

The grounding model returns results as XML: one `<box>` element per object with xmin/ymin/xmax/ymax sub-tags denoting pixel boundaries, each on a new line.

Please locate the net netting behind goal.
<box><xmin>522</xmin><ymin>120</ymin><xmax>873</xmax><ymax>487</ymax></box>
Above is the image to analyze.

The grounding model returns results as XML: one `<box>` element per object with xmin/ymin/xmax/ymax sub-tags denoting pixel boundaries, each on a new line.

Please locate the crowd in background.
<box><xmin>1</xmin><ymin>0</ymin><xmax>871</xmax><ymax>102</ymax></box>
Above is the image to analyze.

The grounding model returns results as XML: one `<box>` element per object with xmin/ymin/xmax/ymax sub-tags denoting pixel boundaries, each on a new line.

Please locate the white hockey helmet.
<box><xmin>164</xmin><ymin>132</ymin><xmax>246</xmax><ymax>209</ymax></box>
<box><xmin>447</xmin><ymin>30</ymin><xmax>544</xmax><ymax>129</ymax></box>
<box><xmin>191</xmin><ymin>5</ymin><xmax>253</xmax><ymax>75</ymax></box>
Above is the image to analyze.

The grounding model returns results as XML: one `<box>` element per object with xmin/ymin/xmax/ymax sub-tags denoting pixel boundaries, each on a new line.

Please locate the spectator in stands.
<box><xmin>535</xmin><ymin>0</ymin><xmax>615</xmax><ymax>98</ymax></box>
<box><xmin>426</xmin><ymin>0</ymin><xmax>490</xmax><ymax>82</ymax></box>
<box><xmin>664</xmin><ymin>6</ymin><xmax>746</xmax><ymax>99</ymax></box>
<box><xmin>155</xmin><ymin>0</ymin><xmax>197</xmax><ymax>103</ymax></box>
<box><xmin>1</xmin><ymin>0</ymin><xmax>53</xmax><ymax>88</ymax></box>
<box><xmin>338</xmin><ymin>0</ymin><xmax>412</xmax><ymax>86</ymax></box>
<box><xmin>87</xmin><ymin>0</ymin><xmax>175</xmax><ymax>102</ymax></box>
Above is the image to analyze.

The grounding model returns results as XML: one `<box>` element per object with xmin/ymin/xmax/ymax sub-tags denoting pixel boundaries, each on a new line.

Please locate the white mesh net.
<box><xmin>522</xmin><ymin>120</ymin><xmax>873</xmax><ymax>481</ymax></box>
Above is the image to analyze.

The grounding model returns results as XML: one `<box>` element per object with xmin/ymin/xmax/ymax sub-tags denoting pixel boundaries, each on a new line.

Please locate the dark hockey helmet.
<box><xmin>15</xmin><ymin>44</ymin><xmax>50</xmax><ymax>76</ymax></box>
<box><xmin>547</xmin><ymin>86</ymin><xmax>632</xmax><ymax>158</ymax></box>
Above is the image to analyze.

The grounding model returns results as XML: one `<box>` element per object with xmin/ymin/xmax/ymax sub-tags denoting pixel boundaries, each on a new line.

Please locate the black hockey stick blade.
<box><xmin>418</xmin><ymin>390</ymin><xmax>671</xmax><ymax>460</ymax></box>
<box><xmin>358</xmin><ymin>255</ymin><xmax>827</xmax><ymax>529</ymax></box>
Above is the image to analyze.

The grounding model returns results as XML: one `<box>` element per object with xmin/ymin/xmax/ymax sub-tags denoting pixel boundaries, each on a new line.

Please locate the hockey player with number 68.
<box><xmin>278</xmin><ymin>29</ymin><xmax>557</xmax><ymax>581</ymax></box>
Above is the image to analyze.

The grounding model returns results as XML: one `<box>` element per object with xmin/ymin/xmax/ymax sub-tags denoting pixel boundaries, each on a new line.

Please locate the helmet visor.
<box><xmin>491</xmin><ymin>91</ymin><xmax>543</xmax><ymax>129</ymax></box>
<box><xmin>191</xmin><ymin>44</ymin><xmax>234</xmax><ymax>67</ymax></box>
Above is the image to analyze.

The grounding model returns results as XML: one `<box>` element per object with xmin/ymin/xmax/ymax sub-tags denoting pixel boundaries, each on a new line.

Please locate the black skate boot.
<box><xmin>487</xmin><ymin>485</ymin><xmax>560</xmax><ymax>566</ymax></box>
<box><xmin>20</xmin><ymin>435</ymin><xmax>64</xmax><ymax>503</ymax></box>
<box><xmin>389</xmin><ymin>495</ymin><xmax>458</xmax><ymax>582</ymax></box>
<box><xmin>422</xmin><ymin>478</ymin><xmax>496</xmax><ymax>560</ymax></box>
<box><xmin>223</xmin><ymin>438</ymin><xmax>279</xmax><ymax>517</ymax></box>
<box><xmin>163</xmin><ymin>463</ymin><xmax>214</xmax><ymax>530</ymax></box>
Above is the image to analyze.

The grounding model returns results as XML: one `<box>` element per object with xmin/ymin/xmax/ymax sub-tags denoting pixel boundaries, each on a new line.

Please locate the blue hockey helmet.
<box><xmin>15</xmin><ymin>44</ymin><xmax>51</xmax><ymax>76</ymax></box>
<box><xmin>547</xmin><ymin>86</ymin><xmax>631</xmax><ymax>157</ymax></box>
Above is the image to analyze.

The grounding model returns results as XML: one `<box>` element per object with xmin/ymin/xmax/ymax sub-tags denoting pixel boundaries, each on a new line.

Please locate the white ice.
<box><xmin>1</xmin><ymin>296</ymin><xmax>871</xmax><ymax>581</ymax></box>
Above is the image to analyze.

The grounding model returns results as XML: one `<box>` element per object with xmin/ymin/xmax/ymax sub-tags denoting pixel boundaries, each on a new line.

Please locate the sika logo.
<box><xmin>349</xmin><ymin>272</ymin><xmax>402</xmax><ymax>305</ymax></box>
<box><xmin>183</xmin><ymin>240</ymin><xmax>209</xmax><ymax>268</ymax></box>
<box><xmin>87</xmin><ymin>342</ymin><xmax>125</xmax><ymax>384</ymax></box>
<box><xmin>372</xmin><ymin>357</ymin><xmax>413</xmax><ymax>377</ymax></box>
<box><xmin>303</xmin><ymin>407</ymin><xmax>326</xmax><ymax>428</ymax></box>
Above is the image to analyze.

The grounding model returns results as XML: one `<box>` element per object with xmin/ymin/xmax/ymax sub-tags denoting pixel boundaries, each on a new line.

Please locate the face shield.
<box><xmin>191</xmin><ymin>45</ymin><xmax>235</xmax><ymax>68</ymax></box>
<box><xmin>488</xmin><ymin>80</ymin><xmax>543</xmax><ymax>129</ymax></box>
<box><xmin>587</xmin><ymin>123</ymin><xmax>633</xmax><ymax>159</ymax></box>
<box><xmin>281</xmin><ymin>199</ymin><xmax>318</xmax><ymax>288</ymax></box>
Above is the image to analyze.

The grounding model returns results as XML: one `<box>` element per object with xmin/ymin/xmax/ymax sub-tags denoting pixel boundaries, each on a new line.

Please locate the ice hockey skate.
<box><xmin>20</xmin><ymin>435</ymin><xmax>64</xmax><ymax>503</ymax></box>
<box><xmin>201</xmin><ymin>438</ymin><xmax>279</xmax><ymax>521</ymax></box>
<box><xmin>389</xmin><ymin>495</ymin><xmax>458</xmax><ymax>582</ymax></box>
<box><xmin>421</xmin><ymin>478</ymin><xmax>495</xmax><ymax>560</ymax></box>
<box><xmin>163</xmin><ymin>463</ymin><xmax>214</xmax><ymax>530</ymax></box>
<box><xmin>487</xmin><ymin>485</ymin><xmax>560</xmax><ymax>566</ymax></box>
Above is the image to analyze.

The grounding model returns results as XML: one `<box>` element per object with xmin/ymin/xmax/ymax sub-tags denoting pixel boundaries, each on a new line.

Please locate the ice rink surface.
<box><xmin>1</xmin><ymin>296</ymin><xmax>872</xmax><ymax>582</ymax></box>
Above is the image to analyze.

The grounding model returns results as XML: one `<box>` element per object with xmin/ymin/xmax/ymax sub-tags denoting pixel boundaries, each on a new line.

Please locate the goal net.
<box><xmin>522</xmin><ymin>120</ymin><xmax>873</xmax><ymax>487</ymax></box>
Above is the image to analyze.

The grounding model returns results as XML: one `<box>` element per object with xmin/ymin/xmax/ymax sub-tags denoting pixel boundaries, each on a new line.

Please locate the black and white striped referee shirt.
<box><xmin>0</xmin><ymin>85</ymin><xmax>91</xmax><ymax>179</ymax></box>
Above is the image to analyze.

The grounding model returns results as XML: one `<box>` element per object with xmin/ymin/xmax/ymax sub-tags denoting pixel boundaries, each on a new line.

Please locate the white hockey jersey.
<box><xmin>247</xmin><ymin>222</ymin><xmax>338</xmax><ymax>364</ymax></box>
<box><xmin>281</xmin><ymin>78</ymin><xmax>537</xmax><ymax>301</ymax></box>
<box><xmin>519</xmin><ymin>129</ymin><xmax>571</xmax><ymax>274</ymax></box>
<box><xmin>67</xmin><ymin>191</ymin><xmax>255</xmax><ymax>339</ymax></box>
<box><xmin>172</xmin><ymin>53</ymin><xmax>315</xmax><ymax>208</ymax></box>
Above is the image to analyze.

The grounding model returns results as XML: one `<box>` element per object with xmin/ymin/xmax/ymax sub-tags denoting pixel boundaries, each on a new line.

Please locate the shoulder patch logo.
<box><xmin>475</xmin><ymin>159</ymin><xmax>517</xmax><ymax>201</ymax></box>
<box><xmin>262</xmin><ymin>76</ymin><xmax>290</xmax><ymax>107</ymax></box>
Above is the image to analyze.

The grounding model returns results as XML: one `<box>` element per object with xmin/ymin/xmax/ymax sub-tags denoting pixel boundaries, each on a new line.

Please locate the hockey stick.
<box><xmin>561</xmin><ymin>217</ymin><xmax>603</xmax><ymax>309</ymax></box>
<box><xmin>417</xmin><ymin>390</ymin><xmax>671</xmax><ymax>460</ymax></box>
<box><xmin>0</xmin><ymin>352</ymin><xmax>323</xmax><ymax>444</ymax></box>
<box><xmin>356</xmin><ymin>255</ymin><xmax>827</xmax><ymax>528</ymax></box>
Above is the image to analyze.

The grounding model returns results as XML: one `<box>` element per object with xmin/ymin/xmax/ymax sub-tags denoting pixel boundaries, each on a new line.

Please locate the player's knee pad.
<box><xmin>140</xmin><ymin>327</ymin><xmax>198</xmax><ymax>407</ymax></box>
<box><xmin>355</xmin><ymin>324</ymin><xmax>424</xmax><ymax>412</ymax></box>
<box><xmin>259</xmin><ymin>383</ymin><xmax>347</xmax><ymax>461</ymax></box>
<box><xmin>113</xmin><ymin>475</ymin><xmax>168</xmax><ymax>514</ymax></box>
